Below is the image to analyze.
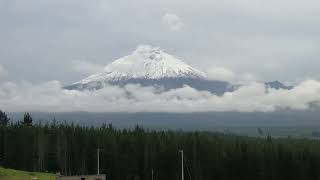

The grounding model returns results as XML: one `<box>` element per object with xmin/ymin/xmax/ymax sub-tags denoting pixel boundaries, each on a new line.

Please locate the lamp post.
<box><xmin>179</xmin><ymin>150</ymin><xmax>184</xmax><ymax>180</ymax></box>
<box><xmin>97</xmin><ymin>148</ymin><xmax>100</xmax><ymax>175</ymax></box>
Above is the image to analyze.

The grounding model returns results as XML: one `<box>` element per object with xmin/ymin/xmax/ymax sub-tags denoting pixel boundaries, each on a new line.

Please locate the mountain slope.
<box><xmin>265</xmin><ymin>81</ymin><xmax>293</xmax><ymax>90</ymax></box>
<box><xmin>77</xmin><ymin>45</ymin><xmax>206</xmax><ymax>84</ymax></box>
<box><xmin>66</xmin><ymin>45</ymin><xmax>234</xmax><ymax>95</ymax></box>
<box><xmin>65</xmin><ymin>45</ymin><xmax>292</xmax><ymax>95</ymax></box>
<box><xmin>0</xmin><ymin>167</ymin><xmax>54</xmax><ymax>180</ymax></box>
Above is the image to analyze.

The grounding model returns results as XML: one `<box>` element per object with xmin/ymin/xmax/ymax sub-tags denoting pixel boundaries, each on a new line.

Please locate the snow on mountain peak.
<box><xmin>132</xmin><ymin>45</ymin><xmax>162</xmax><ymax>59</ymax></box>
<box><xmin>77</xmin><ymin>45</ymin><xmax>206</xmax><ymax>84</ymax></box>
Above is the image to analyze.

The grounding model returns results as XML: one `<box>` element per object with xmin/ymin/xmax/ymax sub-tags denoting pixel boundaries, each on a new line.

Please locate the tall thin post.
<box><xmin>152</xmin><ymin>168</ymin><xmax>154</xmax><ymax>180</ymax></box>
<box><xmin>97</xmin><ymin>148</ymin><xmax>100</xmax><ymax>175</ymax></box>
<box><xmin>179</xmin><ymin>150</ymin><xmax>184</xmax><ymax>180</ymax></box>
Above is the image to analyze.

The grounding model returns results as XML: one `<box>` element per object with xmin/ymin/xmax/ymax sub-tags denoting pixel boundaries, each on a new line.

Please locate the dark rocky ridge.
<box><xmin>65</xmin><ymin>77</ymin><xmax>235</xmax><ymax>96</ymax></box>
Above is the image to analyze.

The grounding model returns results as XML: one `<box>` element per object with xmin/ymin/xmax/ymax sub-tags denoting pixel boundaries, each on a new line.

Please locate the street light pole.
<box><xmin>152</xmin><ymin>168</ymin><xmax>154</xmax><ymax>180</ymax></box>
<box><xmin>97</xmin><ymin>148</ymin><xmax>100</xmax><ymax>175</ymax></box>
<box><xmin>179</xmin><ymin>150</ymin><xmax>184</xmax><ymax>180</ymax></box>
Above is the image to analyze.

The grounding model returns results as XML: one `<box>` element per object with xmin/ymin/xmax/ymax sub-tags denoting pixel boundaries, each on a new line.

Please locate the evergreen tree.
<box><xmin>1</xmin><ymin>121</ymin><xmax>320</xmax><ymax>180</ymax></box>
<box><xmin>0</xmin><ymin>110</ymin><xmax>9</xmax><ymax>126</ymax></box>
<box><xmin>23</xmin><ymin>112</ymin><xmax>33</xmax><ymax>126</ymax></box>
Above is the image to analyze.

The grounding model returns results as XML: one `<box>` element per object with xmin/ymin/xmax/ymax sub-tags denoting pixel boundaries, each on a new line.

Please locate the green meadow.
<box><xmin>0</xmin><ymin>167</ymin><xmax>55</xmax><ymax>180</ymax></box>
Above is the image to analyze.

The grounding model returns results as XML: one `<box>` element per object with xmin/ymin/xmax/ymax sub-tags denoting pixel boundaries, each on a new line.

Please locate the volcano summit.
<box><xmin>65</xmin><ymin>45</ymin><xmax>235</xmax><ymax>94</ymax></box>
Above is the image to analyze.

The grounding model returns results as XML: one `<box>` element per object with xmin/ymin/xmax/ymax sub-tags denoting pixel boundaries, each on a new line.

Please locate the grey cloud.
<box><xmin>0</xmin><ymin>0</ymin><xmax>320</xmax><ymax>84</ymax></box>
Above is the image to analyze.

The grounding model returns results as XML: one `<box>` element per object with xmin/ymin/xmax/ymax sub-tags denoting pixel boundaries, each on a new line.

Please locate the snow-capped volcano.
<box><xmin>77</xmin><ymin>45</ymin><xmax>206</xmax><ymax>84</ymax></box>
<box><xmin>65</xmin><ymin>45</ymin><xmax>233</xmax><ymax>95</ymax></box>
<box><xmin>65</xmin><ymin>45</ymin><xmax>292</xmax><ymax>94</ymax></box>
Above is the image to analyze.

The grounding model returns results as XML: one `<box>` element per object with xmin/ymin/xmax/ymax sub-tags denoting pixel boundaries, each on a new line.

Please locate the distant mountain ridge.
<box><xmin>66</xmin><ymin>77</ymin><xmax>234</xmax><ymax>95</ymax></box>
<box><xmin>65</xmin><ymin>45</ymin><xmax>292</xmax><ymax>95</ymax></box>
<box><xmin>265</xmin><ymin>81</ymin><xmax>293</xmax><ymax>90</ymax></box>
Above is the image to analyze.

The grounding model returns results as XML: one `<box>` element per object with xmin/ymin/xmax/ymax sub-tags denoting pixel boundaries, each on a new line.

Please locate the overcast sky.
<box><xmin>1</xmin><ymin>0</ymin><xmax>320</xmax><ymax>84</ymax></box>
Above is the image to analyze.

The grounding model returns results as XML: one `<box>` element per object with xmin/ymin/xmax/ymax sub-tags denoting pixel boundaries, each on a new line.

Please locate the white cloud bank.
<box><xmin>206</xmin><ymin>67</ymin><xmax>236</xmax><ymax>82</ymax></box>
<box><xmin>162</xmin><ymin>13</ymin><xmax>184</xmax><ymax>31</ymax></box>
<box><xmin>72</xmin><ymin>60</ymin><xmax>104</xmax><ymax>75</ymax></box>
<box><xmin>206</xmin><ymin>66</ymin><xmax>257</xmax><ymax>83</ymax></box>
<box><xmin>0</xmin><ymin>79</ymin><xmax>320</xmax><ymax>113</ymax></box>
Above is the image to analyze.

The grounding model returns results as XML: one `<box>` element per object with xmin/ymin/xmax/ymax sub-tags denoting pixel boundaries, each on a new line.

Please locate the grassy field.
<box><xmin>0</xmin><ymin>167</ymin><xmax>55</xmax><ymax>180</ymax></box>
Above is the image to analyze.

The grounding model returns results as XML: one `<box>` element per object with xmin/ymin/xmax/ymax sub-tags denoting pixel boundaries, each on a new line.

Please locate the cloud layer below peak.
<box><xmin>1</xmin><ymin>78</ymin><xmax>320</xmax><ymax>113</ymax></box>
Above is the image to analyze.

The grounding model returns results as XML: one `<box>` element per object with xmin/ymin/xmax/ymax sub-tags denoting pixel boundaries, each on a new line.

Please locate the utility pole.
<box><xmin>97</xmin><ymin>148</ymin><xmax>100</xmax><ymax>175</ymax></box>
<box><xmin>151</xmin><ymin>168</ymin><xmax>154</xmax><ymax>180</ymax></box>
<box><xmin>179</xmin><ymin>150</ymin><xmax>184</xmax><ymax>180</ymax></box>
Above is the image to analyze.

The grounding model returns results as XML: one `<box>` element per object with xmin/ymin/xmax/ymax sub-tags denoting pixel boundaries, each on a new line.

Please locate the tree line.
<box><xmin>1</xmin><ymin>111</ymin><xmax>320</xmax><ymax>180</ymax></box>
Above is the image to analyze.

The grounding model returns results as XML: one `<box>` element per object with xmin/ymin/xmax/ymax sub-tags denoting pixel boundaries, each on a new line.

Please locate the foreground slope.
<box><xmin>0</xmin><ymin>167</ymin><xmax>55</xmax><ymax>180</ymax></box>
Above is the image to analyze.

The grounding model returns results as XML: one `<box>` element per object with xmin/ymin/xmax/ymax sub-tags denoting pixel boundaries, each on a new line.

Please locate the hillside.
<box><xmin>0</xmin><ymin>167</ymin><xmax>55</xmax><ymax>180</ymax></box>
<box><xmin>2</xmin><ymin>123</ymin><xmax>320</xmax><ymax>180</ymax></box>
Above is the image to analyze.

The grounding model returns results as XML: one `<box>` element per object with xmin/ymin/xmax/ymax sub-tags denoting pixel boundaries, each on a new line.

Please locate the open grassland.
<box><xmin>0</xmin><ymin>167</ymin><xmax>55</xmax><ymax>180</ymax></box>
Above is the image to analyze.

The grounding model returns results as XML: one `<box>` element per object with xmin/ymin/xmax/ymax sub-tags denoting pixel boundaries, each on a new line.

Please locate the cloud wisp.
<box><xmin>0</xmin><ymin>78</ymin><xmax>320</xmax><ymax>113</ymax></box>
<box><xmin>205</xmin><ymin>66</ymin><xmax>258</xmax><ymax>83</ymax></box>
<box><xmin>72</xmin><ymin>60</ymin><xmax>104</xmax><ymax>75</ymax></box>
<box><xmin>162</xmin><ymin>13</ymin><xmax>184</xmax><ymax>31</ymax></box>
<box><xmin>0</xmin><ymin>64</ymin><xmax>8</xmax><ymax>80</ymax></box>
